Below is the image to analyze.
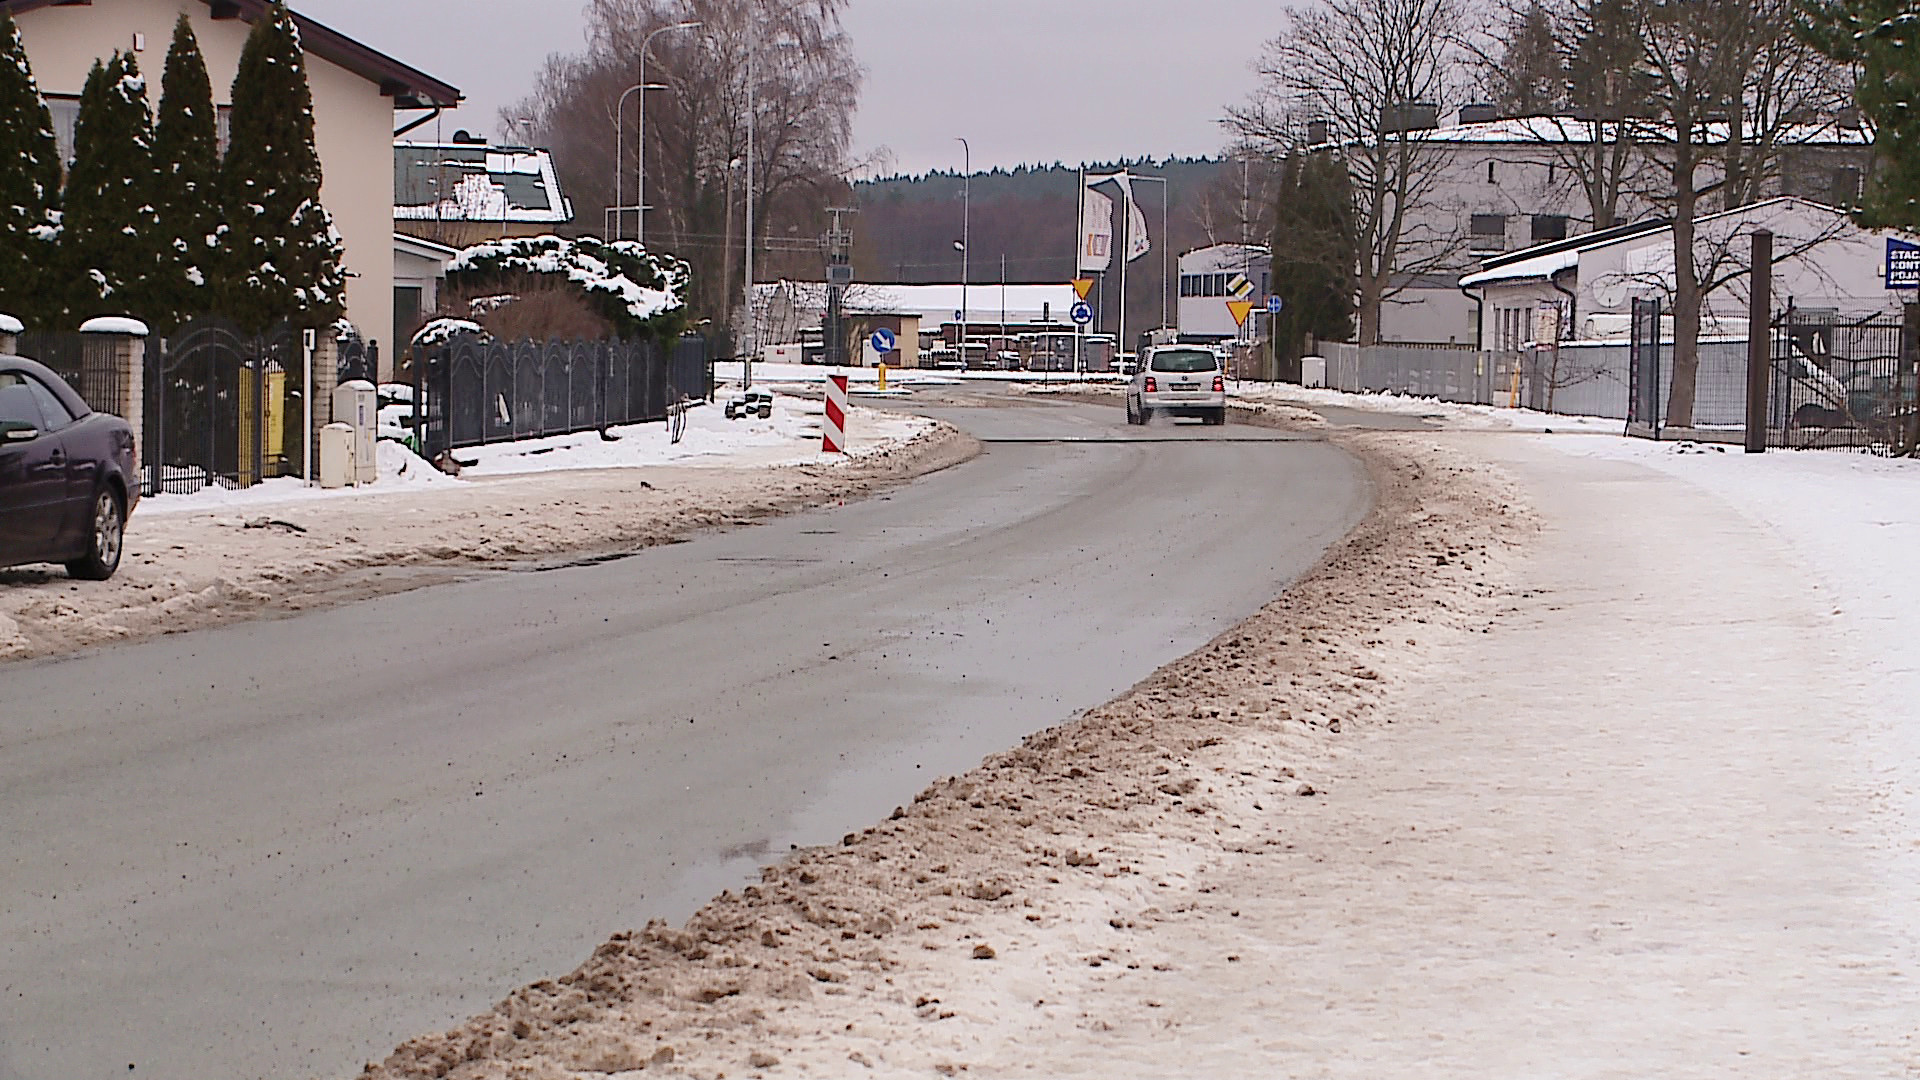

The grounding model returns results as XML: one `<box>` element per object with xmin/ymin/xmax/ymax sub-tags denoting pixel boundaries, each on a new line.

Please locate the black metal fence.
<box><xmin>337</xmin><ymin>333</ymin><xmax>379</xmax><ymax>386</ymax></box>
<box><xmin>1771</xmin><ymin>310</ymin><xmax>1916</xmax><ymax>453</ymax></box>
<box><xmin>1626</xmin><ymin>299</ymin><xmax>1918</xmax><ymax>454</ymax></box>
<box><xmin>420</xmin><ymin>333</ymin><xmax>708</xmax><ymax>457</ymax></box>
<box><xmin>16</xmin><ymin>330</ymin><xmax>126</xmax><ymax>416</ymax></box>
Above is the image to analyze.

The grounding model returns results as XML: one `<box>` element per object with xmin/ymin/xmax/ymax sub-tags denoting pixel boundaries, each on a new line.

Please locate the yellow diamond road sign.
<box><xmin>1227</xmin><ymin>299</ymin><xmax>1255</xmax><ymax>327</ymax></box>
<box><xmin>1228</xmin><ymin>273</ymin><xmax>1255</xmax><ymax>300</ymax></box>
<box><xmin>1071</xmin><ymin>278</ymin><xmax>1096</xmax><ymax>300</ymax></box>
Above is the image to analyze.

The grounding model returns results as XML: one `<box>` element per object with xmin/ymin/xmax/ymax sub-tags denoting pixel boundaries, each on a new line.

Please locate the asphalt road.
<box><xmin>0</xmin><ymin>393</ymin><xmax>1369</xmax><ymax>1080</ymax></box>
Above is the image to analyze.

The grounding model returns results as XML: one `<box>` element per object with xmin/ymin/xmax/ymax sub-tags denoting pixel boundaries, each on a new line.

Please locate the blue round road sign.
<box><xmin>870</xmin><ymin>327</ymin><xmax>897</xmax><ymax>353</ymax></box>
<box><xmin>1267</xmin><ymin>295</ymin><xmax>1284</xmax><ymax>314</ymax></box>
<box><xmin>1070</xmin><ymin>301</ymin><xmax>1094</xmax><ymax>325</ymax></box>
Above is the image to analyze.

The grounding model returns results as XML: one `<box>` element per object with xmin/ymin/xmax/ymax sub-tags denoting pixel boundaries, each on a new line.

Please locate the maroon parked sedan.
<box><xmin>0</xmin><ymin>355</ymin><xmax>138</xmax><ymax>579</ymax></box>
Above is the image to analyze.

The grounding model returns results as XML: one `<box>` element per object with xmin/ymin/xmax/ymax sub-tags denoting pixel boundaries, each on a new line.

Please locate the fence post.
<box><xmin>1745</xmin><ymin>229</ymin><xmax>1773</xmax><ymax>454</ymax></box>
<box><xmin>0</xmin><ymin>313</ymin><xmax>19</xmax><ymax>355</ymax></box>
<box><xmin>78</xmin><ymin>317</ymin><xmax>149</xmax><ymax>475</ymax></box>
<box><xmin>312</xmin><ymin>327</ymin><xmax>339</xmax><ymax>462</ymax></box>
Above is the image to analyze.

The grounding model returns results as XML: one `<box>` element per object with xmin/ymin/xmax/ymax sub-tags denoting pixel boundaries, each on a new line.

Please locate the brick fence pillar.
<box><xmin>0</xmin><ymin>313</ymin><xmax>20</xmax><ymax>355</ymax></box>
<box><xmin>311</xmin><ymin>329</ymin><xmax>339</xmax><ymax>478</ymax></box>
<box><xmin>78</xmin><ymin>317</ymin><xmax>149</xmax><ymax>476</ymax></box>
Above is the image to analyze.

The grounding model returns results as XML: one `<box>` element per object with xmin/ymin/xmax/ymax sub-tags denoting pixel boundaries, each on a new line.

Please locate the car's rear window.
<box><xmin>1149</xmin><ymin>349</ymin><xmax>1219</xmax><ymax>373</ymax></box>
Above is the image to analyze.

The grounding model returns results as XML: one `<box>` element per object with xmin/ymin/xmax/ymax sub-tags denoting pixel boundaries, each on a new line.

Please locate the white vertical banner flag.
<box><xmin>1079</xmin><ymin>184</ymin><xmax>1114</xmax><ymax>273</ymax></box>
<box><xmin>1111</xmin><ymin>173</ymin><xmax>1151</xmax><ymax>262</ymax></box>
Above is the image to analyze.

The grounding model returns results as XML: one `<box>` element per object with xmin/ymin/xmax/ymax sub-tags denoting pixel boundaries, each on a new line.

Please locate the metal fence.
<box><xmin>1770</xmin><ymin>310</ymin><xmax>1915</xmax><ymax>453</ymax></box>
<box><xmin>1625</xmin><ymin>302</ymin><xmax>1917</xmax><ymax>453</ymax></box>
<box><xmin>16</xmin><ymin>330</ymin><xmax>126</xmax><ymax>416</ymax></box>
<box><xmin>1319</xmin><ymin>342</ymin><xmax>1523</xmax><ymax>406</ymax></box>
<box><xmin>420</xmin><ymin>333</ymin><xmax>708</xmax><ymax>457</ymax></box>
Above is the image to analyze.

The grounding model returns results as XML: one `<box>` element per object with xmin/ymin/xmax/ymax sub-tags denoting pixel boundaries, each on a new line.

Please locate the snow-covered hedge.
<box><xmin>411</xmin><ymin>317</ymin><xmax>486</xmax><ymax>350</ymax></box>
<box><xmin>445</xmin><ymin>235</ymin><xmax>690</xmax><ymax>341</ymax></box>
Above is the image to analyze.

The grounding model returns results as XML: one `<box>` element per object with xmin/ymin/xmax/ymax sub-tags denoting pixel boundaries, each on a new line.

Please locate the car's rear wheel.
<box><xmin>1138</xmin><ymin>403</ymin><xmax>1154</xmax><ymax>424</ymax></box>
<box><xmin>1207</xmin><ymin>407</ymin><xmax>1228</xmax><ymax>426</ymax></box>
<box><xmin>67</xmin><ymin>487</ymin><xmax>124</xmax><ymax>581</ymax></box>
<box><xmin>1125</xmin><ymin>397</ymin><xmax>1138</xmax><ymax>425</ymax></box>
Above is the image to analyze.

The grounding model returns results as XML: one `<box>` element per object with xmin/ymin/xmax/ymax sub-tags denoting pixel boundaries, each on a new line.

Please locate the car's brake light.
<box><xmin>1213</xmin><ymin>375</ymin><xmax>1225</xmax><ymax>392</ymax></box>
<box><xmin>1144</xmin><ymin>377</ymin><xmax>1157</xmax><ymax>393</ymax></box>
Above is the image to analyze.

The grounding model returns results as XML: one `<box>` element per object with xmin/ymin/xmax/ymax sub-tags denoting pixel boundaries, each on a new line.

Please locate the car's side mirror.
<box><xmin>0</xmin><ymin>420</ymin><xmax>40</xmax><ymax>443</ymax></box>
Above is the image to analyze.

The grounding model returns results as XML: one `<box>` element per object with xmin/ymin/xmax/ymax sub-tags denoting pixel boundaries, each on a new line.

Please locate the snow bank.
<box><xmin>458</xmin><ymin>395</ymin><xmax>932</xmax><ymax>476</ymax></box>
<box><xmin>139</xmin><ymin>441</ymin><xmax>458</xmax><ymax>516</ymax></box>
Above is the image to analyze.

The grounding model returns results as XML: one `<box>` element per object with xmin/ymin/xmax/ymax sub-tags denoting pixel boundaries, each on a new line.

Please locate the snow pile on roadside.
<box><xmin>1229</xmin><ymin>382</ymin><xmax>1621</xmax><ymax>432</ymax></box>
<box><xmin>458</xmin><ymin>396</ymin><xmax>934</xmax><ymax>476</ymax></box>
<box><xmin>139</xmin><ymin>441</ymin><xmax>458</xmax><ymax>517</ymax></box>
<box><xmin>358</xmin><ymin>430</ymin><xmax>1529</xmax><ymax>1080</ymax></box>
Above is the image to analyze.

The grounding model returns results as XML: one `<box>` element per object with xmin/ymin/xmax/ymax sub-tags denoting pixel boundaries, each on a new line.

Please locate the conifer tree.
<box><xmin>0</xmin><ymin>11</ymin><xmax>64</xmax><ymax>327</ymax></box>
<box><xmin>1269</xmin><ymin>150</ymin><xmax>1356</xmax><ymax>379</ymax></box>
<box><xmin>63</xmin><ymin>51</ymin><xmax>160</xmax><ymax>323</ymax></box>
<box><xmin>151</xmin><ymin>13</ymin><xmax>220</xmax><ymax>331</ymax></box>
<box><xmin>222</xmin><ymin>1</ymin><xmax>343</xmax><ymax>331</ymax></box>
<box><xmin>1800</xmin><ymin>0</ymin><xmax>1920</xmax><ymax>228</ymax></box>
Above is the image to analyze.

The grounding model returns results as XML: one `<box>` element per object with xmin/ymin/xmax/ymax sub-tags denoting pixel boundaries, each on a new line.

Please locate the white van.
<box><xmin>1126</xmin><ymin>346</ymin><xmax>1227</xmax><ymax>425</ymax></box>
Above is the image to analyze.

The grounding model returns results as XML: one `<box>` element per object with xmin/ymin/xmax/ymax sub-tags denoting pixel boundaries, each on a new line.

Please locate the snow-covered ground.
<box><xmin>134</xmin><ymin>397</ymin><xmax>932</xmax><ymax>516</ymax></box>
<box><xmin>460</xmin><ymin>395</ymin><xmax>932</xmax><ymax>476</ymax></box>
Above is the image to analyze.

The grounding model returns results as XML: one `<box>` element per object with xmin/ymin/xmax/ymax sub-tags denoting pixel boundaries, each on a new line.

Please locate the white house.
<box><xmin>1461</xmin><ymin>197</ymin><xmax>1920</xmax><ymax>348</ymax></box>
<box><xmin>1177</xmin><ymin>243</ymin><xmax>1270</xmax><ymax>340</ymax></box>
<box><xmin>1304</xmin><ymin>109</ymin><xmax>1874</xmax><ymax>345</ymax></box>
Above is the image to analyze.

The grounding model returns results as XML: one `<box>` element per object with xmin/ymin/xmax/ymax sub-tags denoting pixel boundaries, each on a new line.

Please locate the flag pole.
<box><xmin>1118</xmin><ymin>171</ymin><xmax>1128</xmax><ymax>365</ymax></box>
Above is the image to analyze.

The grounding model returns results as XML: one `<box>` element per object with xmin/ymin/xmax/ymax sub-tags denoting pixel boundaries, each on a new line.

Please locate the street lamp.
<box><xmin>609</xmin><ymin>19</ymin><xmax>700</xmax><ymax>243</ymax></box>
<box><xmin>956</xmin><ymin>136</ymin><xmax>969</xmax><ymax>369</ymax></box>
<box><xmin>638</xmin><ymin>20</ymin><xmax>699</xmax><ymax>247</ymax></box>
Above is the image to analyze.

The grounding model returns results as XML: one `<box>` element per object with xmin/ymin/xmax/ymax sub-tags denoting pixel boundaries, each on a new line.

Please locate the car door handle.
<box><xmin>48</xmin><ymin>449</ymin><xmax>66</xmax><ymax>465</ymax></box>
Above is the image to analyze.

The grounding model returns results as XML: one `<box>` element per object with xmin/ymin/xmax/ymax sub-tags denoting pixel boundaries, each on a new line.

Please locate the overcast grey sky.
<box><xmin>296</xmin><ymin>0</ymin><xmax>1278</xmax><ymax>174</ymax></box>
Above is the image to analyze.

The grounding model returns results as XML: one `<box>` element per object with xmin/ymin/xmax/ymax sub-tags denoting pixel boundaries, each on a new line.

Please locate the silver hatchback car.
<box><xmin>1126</xmin><ymin>346</ymin><xmax>1227</xmax><ymax>425</ymax></box>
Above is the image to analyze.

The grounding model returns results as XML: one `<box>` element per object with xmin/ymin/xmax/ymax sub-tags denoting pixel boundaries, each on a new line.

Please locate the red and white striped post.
<box><xmin>822</xmin><ymin>374</ymin><xmax>849</xmax><ymax>453</ymax></box>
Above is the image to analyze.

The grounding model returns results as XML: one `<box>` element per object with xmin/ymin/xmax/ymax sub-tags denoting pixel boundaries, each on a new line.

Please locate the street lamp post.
<box><xmin>956</xmin><ymin>136</ymin><xmax>970</xmax><ymax>369</ymax></box>
<box><xmin>638</xmin><ymin>20</ymin><xmax>700</xmax><ymax>247</ymax></box>
<box><xmin>608</xmin><ymin>20</ymin><xmax>699</xmax><ymax>243</ymax></box>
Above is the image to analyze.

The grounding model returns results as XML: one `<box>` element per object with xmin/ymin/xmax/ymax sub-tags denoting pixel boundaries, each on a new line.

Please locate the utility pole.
<box><xmin>824</xmin><ymin>206</ymin><xmax>857</xmax><ymax>367</ymax></box>
<box><xmin>1745</xmin><ymin>229</ymin><xmax>1772</xmax><ymax>454</ymax></box>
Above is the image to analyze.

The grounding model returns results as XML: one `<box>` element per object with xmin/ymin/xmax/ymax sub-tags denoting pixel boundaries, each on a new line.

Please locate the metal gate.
<box><xmin>15</xmin><ymin>330</ymin><xmax>126</xmax><ymax>414</ymax></box>
<box><xmin>1770</xmin><ymin>308</ymin><xmax>1915</xmax><ymax>453</ymax></box>
<box><xmin>146</xmin><ymin>320</ymin><xmax>299</xmax><ymax>495</ymax></box>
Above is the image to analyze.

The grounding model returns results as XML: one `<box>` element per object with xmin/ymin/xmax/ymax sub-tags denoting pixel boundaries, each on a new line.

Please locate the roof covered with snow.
<box><xmin>395</xmin><ymin>142</ymin><xmax>572</xmax><ymax>224</ymax></box>
<box><xmin>1309</xmin><ymin>115</ymin><xmax>1872</xmax><ymax>153</ymax></box>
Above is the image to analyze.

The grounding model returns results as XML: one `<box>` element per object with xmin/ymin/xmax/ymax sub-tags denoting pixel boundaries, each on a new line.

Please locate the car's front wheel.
<box><xmin>67</xmin><ymin>487</ymin><xmax>125</xmax><ymax>581</ymax></box>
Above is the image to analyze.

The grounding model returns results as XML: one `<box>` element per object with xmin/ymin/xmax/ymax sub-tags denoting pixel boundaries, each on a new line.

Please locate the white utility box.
<box><xmin>332</xmin><ymin>379</ymin><xmax>378</xmax><ymax>485</ymax></box>
<box><xmin>1301</xmin><ymin>356</ymin><xmax>1327</xmax><ymax>388</ymax></box>
<box><xmin>318</xmin><ymin>422</ymin><xmax>356</xmax><ymax>489</ymax></box>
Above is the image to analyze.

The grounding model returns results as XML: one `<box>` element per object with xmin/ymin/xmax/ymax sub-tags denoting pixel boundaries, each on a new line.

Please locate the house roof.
<box><xmin>394</xmin><ymin>232</ymin><xmax>460</xmax><ymax>260</ymax></box>
<box><xmin>395</xmin><ymin>141</ymin><xmax>571</xmax><ymax>224</ymax></box>
<box><xmin>1</xmin><ymin>0</ymin><xmax>461</xmax><ymax>108</ymax></box>
<box><xmin>1461</xmin><ymin>219</ymin><xmax>1670</xmax><ymax>288</ymax></box>
<box><xmin>1309</xmin><ymin>115</ymin><xmax>1872</xmax><ymax>153</ymax></box>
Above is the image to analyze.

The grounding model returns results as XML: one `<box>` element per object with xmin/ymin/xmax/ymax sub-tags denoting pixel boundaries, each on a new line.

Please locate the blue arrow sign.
<box><xmin>870</xmin><ymin>327</ymin><xmax>897</xmax><ymax>353</ymax></box>
<box><xmin>1070</xmin><ymin>301</ymin><xmax>1094</xmax><ymax>325</ymax></box>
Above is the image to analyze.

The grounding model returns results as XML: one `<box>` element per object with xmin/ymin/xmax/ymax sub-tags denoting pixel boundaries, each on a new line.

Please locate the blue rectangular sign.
<box><xmin>1888</xmin><ymin>238</ymin><xmax>1920</xmax><ymax>290</ymax></box>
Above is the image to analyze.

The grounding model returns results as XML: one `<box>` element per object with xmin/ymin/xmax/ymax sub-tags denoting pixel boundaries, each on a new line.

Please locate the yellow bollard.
<box><xmin>877</xmin><ymin>362</ymin><xmax>888</xmax><ymax>392</ymax></box>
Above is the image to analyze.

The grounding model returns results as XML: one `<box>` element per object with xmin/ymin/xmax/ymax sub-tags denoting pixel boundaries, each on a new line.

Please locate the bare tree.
<box><xmin>1625</xmin><ymin>0</ymin><xmax>1849</xmax><ymax>425</ymax></box>
<box><xmin>509</xmin><ymin>0</ymin><xmax>861</xmax><ymax>341</ymax></box>
<box><xmin>1229</xmin><ymin>0</ymin><xmax>1467</xmax><ymax>344</ymax></box>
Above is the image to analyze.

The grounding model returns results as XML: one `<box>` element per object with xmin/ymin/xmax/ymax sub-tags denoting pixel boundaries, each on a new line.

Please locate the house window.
<box><xmin>1531</xmin><ymin>214</ymin><xmax>1569</xmax><ymax>242</ymax></box>
<box><xmin>44</xmin><ymin>94</ymin><xmax>79</xmax><ymax>165</ymax></box>
<box><xmin>1470</xmin><ymin>213</ymin><xmax>1508</xmax><ymax>252</ymax></box>
<box><xmin>1487</xmin><ymin>161</ymin><xmax>1496</xmax><ymax>184</ymax></box>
